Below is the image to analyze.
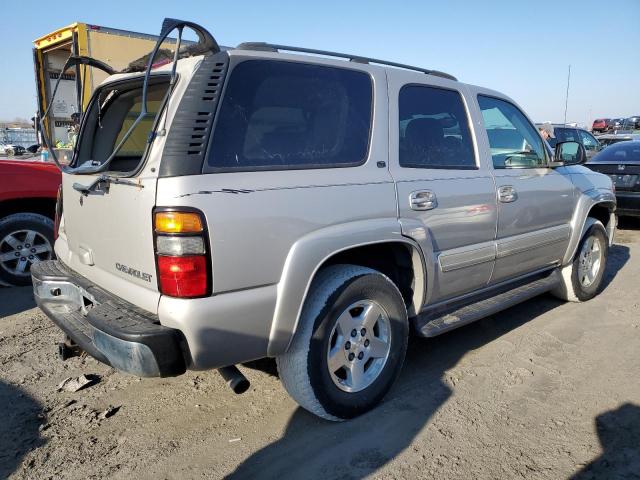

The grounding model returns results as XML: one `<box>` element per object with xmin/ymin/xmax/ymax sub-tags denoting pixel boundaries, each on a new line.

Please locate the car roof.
<box><xmin>225</xmin><ymin>46</ymin><xmax>520</xmax><ymax>106</ymax></box>
<box><xmin>231</xmin><ymin>42</ymin><xmax>458</xmax><ymax>81</ymax></box>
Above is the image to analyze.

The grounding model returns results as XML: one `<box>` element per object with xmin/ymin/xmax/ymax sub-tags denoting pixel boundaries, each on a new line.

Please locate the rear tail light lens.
<box><xmin>156</xmin><ymin>236</ymin><xmax>205</xmax><ymax>256</ymax></box>
<box><xmin>158</xmin><ymin>255</ymin><xmax>208</xmax><ymax>297</ymax></box>
<box><xmin>155</xmin><ymin>212</ymin><xmax>203</xmax><ymax>233</ymax></box>
<box><xmin>154</xmin><ymin>210</ymin><xmax>210</xmax><ymax>298</ymax></box>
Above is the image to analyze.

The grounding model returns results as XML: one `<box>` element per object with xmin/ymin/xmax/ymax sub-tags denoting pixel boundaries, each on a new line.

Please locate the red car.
<box><xmin>592</xmin><ymin>118</ymin><xmax>610</xmax><ymax>133</ymax></box>
<box><xmin>0</xmin><ymin>159</ymin><xmax>61</xmax><ymax>285</ymax></box>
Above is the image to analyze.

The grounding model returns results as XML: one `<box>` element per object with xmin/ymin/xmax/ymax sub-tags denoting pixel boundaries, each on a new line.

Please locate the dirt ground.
<box><xmin>1</xmin><ymin>220</ymin><xmax>639</xmax><ymax>480</ymax></box>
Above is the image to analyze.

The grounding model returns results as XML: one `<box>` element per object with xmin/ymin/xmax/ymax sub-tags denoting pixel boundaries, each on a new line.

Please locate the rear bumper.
<box><xmin>31</xmin><ymin>260</ymin><xmax>187</xmax><ymax>377</ymax></box>
<box><xmin>616</xmin><ymin>192</ymin><xmax>640</xmax><ymax>216</ymax></box>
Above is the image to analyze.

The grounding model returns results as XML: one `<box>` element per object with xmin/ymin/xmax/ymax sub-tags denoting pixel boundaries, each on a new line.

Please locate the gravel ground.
<box><xmin>1</xmin><ymin>220</ymin><xmax>639</xmax><ymax>480</ymax></box>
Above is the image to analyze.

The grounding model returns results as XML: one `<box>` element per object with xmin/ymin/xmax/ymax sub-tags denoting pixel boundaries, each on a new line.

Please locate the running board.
<box><xmin>416</xmin><ymin>270</ymin><xmax>561</xmax><ymax>337</ymax></box>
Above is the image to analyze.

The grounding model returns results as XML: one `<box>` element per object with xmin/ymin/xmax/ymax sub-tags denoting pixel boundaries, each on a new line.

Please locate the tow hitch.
<box><xmin>58</xmin><ymin>336</ymin><xmax>83</xmax><ymax>361</ymax></box>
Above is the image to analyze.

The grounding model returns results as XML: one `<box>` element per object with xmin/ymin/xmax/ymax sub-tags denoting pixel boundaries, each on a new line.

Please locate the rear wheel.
<box><xmin>0</xmin><ymin>213</ymin><xmax>54</xmax><ymax>286</ymax></box>
<box><xmin>551</xmin><ymin>221</ymin><xmax>608</xmax><ymax>302</ymax></box>
<box><xmin>276</xmin><ymin>265</ymin><xmax>408</xmax><ymax>421</ymax></box>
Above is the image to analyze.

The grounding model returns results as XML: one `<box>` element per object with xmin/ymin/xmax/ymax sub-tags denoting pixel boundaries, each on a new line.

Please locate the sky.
<box><xmin>1</xmin><ymin>0</ymin><xmax>638</xmax><ymax>126</ymax></box>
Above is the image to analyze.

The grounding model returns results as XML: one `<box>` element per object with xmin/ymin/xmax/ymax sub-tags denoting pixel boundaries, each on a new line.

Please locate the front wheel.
<box><xmin>276</xmin><ymin>265</ymin><xmax>408</xmax><ymax>421</ymax></box>
<box><xmin>551</xmin><ymin>221</ymin><xmax>608</xmax><ymax>302</ymax></box>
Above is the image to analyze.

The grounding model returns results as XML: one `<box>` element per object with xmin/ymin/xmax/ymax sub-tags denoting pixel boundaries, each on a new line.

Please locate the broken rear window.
<box><xmin>74</xmin><ymin>77</ymin><xmax>170</xmax><ymax>173</ymax></box>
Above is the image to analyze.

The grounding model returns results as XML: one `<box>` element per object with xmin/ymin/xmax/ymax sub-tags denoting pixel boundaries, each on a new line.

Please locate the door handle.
<box><xmin>498</xmin><ymin>185</ymin><xmax>518</xmax><ymax>203</ymax></box>
<box><xmin>409</xmin><ymin>190</ymin><xmax>437</xmax><ymax>211</ymax></box>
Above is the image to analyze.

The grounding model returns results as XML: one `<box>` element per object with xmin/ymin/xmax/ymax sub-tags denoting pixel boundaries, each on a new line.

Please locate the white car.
<box><xmin>0</xmin><ymin>143</ymin><xmax>26</xmax><ymax>156</ymax></box>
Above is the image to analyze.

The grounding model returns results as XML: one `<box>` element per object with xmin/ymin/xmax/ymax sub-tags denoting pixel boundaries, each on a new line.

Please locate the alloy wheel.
<box><xmin>326</xmin><ymin>299</ymin><xmax>392</xmax><ymax>393</ymax></box>
<box><xmin>0</xmin><ymin>229</ymin><xmax>53</xmax><ymax>277</ymax></box>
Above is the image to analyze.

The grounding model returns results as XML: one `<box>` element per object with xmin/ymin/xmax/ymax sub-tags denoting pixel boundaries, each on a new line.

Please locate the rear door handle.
<box><xmin>409</xmin><ymin>190</ymin><xmax>437</xmax><ymax>211</ymax></box>
<box><xmin>498</xmin><ymin>185</ymin><xmax>518</xmax><ymax>203</ymax></box>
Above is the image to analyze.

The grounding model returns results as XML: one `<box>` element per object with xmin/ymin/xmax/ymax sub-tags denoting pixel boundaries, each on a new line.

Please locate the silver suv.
<box><xmin>32</xmin><ymin>19</ymin><xmax>616</xmax><ymax>421</ymax></box>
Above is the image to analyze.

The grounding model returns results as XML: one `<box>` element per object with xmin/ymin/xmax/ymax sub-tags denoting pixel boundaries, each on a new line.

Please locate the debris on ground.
<box><xmin>56</xmin><ymin>374</ymin><xmax>100</xmax><ymax>393</ymax></box>
<box><xmin>98</xmin><ymin>405</ymin><xmax>121</xmax><ymax>420</ymax></box>
<box><xmin>1</xmin><ymin>223</ymin><xmax>639</xmax><ymax>479</ymax></box>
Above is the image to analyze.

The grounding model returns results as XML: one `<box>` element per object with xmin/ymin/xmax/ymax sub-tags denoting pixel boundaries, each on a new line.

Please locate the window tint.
<box><xmin>478</xmin><ymin>95</ymin><xmax>547</xmax><ymax>169</ymax></box>
<box><xmin>399</xmin><ymin>85</ymin><xmax>475</xmax><ymax>169</ymax></box>
<box><xmin>207</xmin><ymin>60</ymin><xmax>372</xmax><ymax>171</ymax></box>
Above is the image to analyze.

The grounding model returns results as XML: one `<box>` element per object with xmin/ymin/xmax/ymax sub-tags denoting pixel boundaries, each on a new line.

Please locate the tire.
<box><xmin>276</xmin><ymin>265</ymin><xmax>408</xmax><ymax>421</ymax></box>
<box><xmin>551</xmin><ymin>221</ymin><xmax>608</xmax><ymax>302</ymax></box>
<box><xmin>0</xmin><ymin>213</ymin><xmax>55</xmax><ymax>286</ymax></box>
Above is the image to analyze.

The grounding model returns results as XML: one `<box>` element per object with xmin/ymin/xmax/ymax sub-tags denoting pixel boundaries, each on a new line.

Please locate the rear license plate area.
<box><xmin>609</xmin><ymin>174</ymin><xmax>638</xmax><ymax>189</ymax></box>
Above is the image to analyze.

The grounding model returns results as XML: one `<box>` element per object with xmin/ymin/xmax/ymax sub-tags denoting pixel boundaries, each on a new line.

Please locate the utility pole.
<box><xmin>563</xmin><ymin>65</ymin><xmax>571</xmax><ymax>125</ymax></box>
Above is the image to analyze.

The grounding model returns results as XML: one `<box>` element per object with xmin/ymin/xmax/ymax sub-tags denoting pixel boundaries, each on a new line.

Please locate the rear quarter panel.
<box><xmin>155</xmin><ymin>59</ymin><xmax>401</xmax><ymax>365</ymax></box>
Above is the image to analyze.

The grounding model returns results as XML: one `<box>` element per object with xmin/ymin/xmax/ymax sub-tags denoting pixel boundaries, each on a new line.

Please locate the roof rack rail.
<box><xmin>235</xmin><ymin>42</ymin><xmax>457</xmax><ymax>81</ymax></box>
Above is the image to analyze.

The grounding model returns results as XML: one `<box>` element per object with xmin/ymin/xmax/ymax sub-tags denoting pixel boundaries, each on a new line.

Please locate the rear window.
<box><xmin>74</xmin><ymin>77</ymin><xmax>169</xmax><ymax>173</ymax></box>
<box><xmin>592</xmin><ymin>142</ymin><xmax>640</xmax><ymax>162</ymax></box>
<box><xmin>207</xmin><ymin>60</ymin><xmax>372</xmax><ymax>171</ymax></box>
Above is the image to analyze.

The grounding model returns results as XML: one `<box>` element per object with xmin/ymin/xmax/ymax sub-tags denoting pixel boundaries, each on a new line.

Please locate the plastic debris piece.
<box><xmin>56</xmin><ymin>374</ymin><xmax>100</xmax><ymax>393</ymax></box>
<box><xmin>98</xmin><ymin>405</ymin><xmax>121</xmax><ymax>420</ymax></box>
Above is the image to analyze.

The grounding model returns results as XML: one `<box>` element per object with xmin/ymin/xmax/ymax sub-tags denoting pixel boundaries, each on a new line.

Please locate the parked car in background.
<box><xmin>0</xmin><ymin>144</ymin><xmax>26</xmax><ymax>156</ymax></box>
<box><xmin>610</xmin><ymin>118</ymin><xmax>625</xmax><ymax>131</ymax></box>
<box><xmin>625</xmin><ymin>116</ymin><xmax>640</xmax><ymax>130</ymax></box>
<box><xmin>586</xmin><ymin>142</ymin><xmax>640</xmax><ymax>217</ymax></box>
<box><xmin>0</xmin><ymin>159</ymin><xmax>60</xmax><ymax>285</ymax></box>
<box><xmin>592</xmin><ymin>118</ymin><xmax>609</xmax><ymax>133</ymax></box>
<box><xmin>597</xmin><ymin>133</ymin><xmax>640</xmax><ymax>147</ymax></box>
<box><xmin>540</xmin><ymin>124</ymin><xmax>602</xmax><ymax>160</ymax></box>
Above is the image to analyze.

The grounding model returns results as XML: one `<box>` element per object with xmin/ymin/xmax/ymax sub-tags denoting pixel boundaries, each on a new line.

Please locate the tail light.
<box><xmin>54</xmin><ymin>185</ymin><xmax>63</xmax><ymax>240</ymax></box>
<box><xmin>154</xmin><ymin>209</ymin><xmax>210</xmax><ymax>298</ymax></box>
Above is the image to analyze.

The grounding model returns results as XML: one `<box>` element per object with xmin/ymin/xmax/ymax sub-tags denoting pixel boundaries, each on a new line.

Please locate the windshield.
<box><xmin>73</xmin><ymin>77</ymin><xmax>170</xmax><ymax>174</ymax></box>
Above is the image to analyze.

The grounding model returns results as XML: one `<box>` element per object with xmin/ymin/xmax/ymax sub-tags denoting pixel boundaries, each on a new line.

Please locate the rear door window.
<box><xmin>398</xmin><ymin>85</ymin><xmax>476</xmax><ymax>169</ymax></box>
<box><xmin>207</xmin><ymin>60</ymin><xmax>373</xmax><ymax>171</ymax></box>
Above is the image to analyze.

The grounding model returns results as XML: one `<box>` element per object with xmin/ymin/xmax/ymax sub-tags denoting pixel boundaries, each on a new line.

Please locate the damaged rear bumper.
<box><xmin>31</xmin><ymin>260</ymin><xmax>187</xmax><ymax>377</ymax></box>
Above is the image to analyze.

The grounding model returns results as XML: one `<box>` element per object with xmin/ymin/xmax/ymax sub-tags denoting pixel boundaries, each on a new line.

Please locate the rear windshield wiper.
<box><xmin>72</xmin><ymin>174</ymin><xmax>143</xmax><ymax>196</ymax></box>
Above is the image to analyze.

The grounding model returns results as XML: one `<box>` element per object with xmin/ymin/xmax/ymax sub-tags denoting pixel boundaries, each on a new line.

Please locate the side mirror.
<box><xmin>554</xmin><ymin>141</ymin><xmax>586</xmax><ymax>165</ymax></box>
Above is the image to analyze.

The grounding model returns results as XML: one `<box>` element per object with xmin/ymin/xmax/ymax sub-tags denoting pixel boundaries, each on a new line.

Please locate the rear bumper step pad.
<box><xmin>31</xmin><ymin>260</ymin><xmax>187</xmax><ymax>377</ymax></box>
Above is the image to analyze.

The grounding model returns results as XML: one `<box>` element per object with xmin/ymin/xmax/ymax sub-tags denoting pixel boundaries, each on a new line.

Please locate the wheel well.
<box><xmin>0</xmin><ymin>198</ymin><xmax>56</xmax><ymax>221</ymax></box>
<box><xmin>320</xmin><ymin>242</ymin><xmax>418</xmax><ymax>315</ymax></box>
<box><xmin>588</xmin><ymin>203</ymin><xmax>613</xmax><ymax>230</ymax></box>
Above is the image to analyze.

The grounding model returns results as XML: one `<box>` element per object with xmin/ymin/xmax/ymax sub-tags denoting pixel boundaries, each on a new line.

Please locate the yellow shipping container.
<box><xmin>33</xmin><ymin>23</ymin><xmax>176</xmax><ymax>145</ymax></box>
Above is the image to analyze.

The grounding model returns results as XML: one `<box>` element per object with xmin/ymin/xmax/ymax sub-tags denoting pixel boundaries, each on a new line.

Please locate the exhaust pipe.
<box><xmin>58</xmin><ymin>337</ymin><xmax>83</xmax><ymax>361</ymax></box>
<box><xmin>218</xmin><ymin>366</ymin><xmax>250</xmax><ymax>394</ymax></box>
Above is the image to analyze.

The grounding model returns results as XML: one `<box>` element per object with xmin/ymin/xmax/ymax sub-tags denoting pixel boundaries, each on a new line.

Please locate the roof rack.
<box><xmin>235</xmin><ymin>42</ymin><xmax>457</xmax><ymax>81</ymax></box>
